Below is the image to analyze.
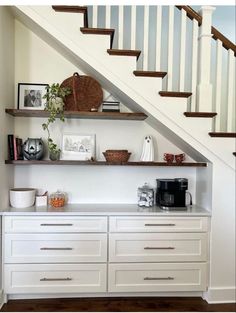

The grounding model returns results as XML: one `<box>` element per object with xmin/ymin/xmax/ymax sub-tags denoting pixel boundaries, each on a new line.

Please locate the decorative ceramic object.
<box><xmin>140</xmin><ymin>135</ymin><xmax>154</xmax><ymax>161</ymax></box>
<box><xmin>175</xmin><ymin>153</ymin><xmax>186</xmax><ymax>164</ymax></box>
<box><xmin>164</xmin><ymin>153</ymin><xmax>174</xmax><ymax>164</ymax></box>
<box><xmin>10</xmin><ymin>188</ymin><xmax>36</xmax><ymax>208</ymax></box>
<box><xmin>23</xmin><ymin>138</ymin><xmax>44</xmax><ymax>160</ymax></box>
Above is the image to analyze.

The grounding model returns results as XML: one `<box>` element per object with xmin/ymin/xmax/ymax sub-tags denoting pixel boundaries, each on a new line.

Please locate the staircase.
<box><xmin>13</xmin><ymin>4</ymin><xmax>235</xmax><ymax>169</ymax></box>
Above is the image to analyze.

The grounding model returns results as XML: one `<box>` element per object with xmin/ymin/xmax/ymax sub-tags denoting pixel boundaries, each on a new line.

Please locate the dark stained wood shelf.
<box><xmin>209</xmin><ymin>132</ymin><xmax>236</xmax><ymax>138</ymax></box>
<box><xmin>184</xmin><ymin>112</ymin><xmax>217</xmax><ymax>118</ymax></box>
<box><xmin>159</xmin><ymin>91</ymin><xmax>192</xmax><ymax>98</ymax></box>
<box><xmin>107</xmin><ymin>49</ymin><xmax>141</xmax><ymax>60</ymax></box>
<box><xmin>5</xmin><ymin>160</ymin><xmax>207</xmax><ymax>167</ymax></box>
<box><xmin>5</xmin><ymin>109</ymin><xmax>147</xmax><ymax>121</ymax></box>
<box><xmin>133</xmin><ymin>71</ymin><xmax>167</xmax><ymax>78</ymax></box>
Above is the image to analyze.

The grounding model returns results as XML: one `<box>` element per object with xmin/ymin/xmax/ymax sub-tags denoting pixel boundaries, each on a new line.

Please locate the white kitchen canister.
<box><xmin>10</xmin><ymin>188</ymin><xmax>36</xmax><ymax>208</ymax></box>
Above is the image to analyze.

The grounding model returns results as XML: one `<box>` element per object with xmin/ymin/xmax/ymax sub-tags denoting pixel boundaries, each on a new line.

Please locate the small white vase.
<box><xmin>10</xmin><ymin>188</ymin><xmax>36</xmax><ymax>208</ymax></box>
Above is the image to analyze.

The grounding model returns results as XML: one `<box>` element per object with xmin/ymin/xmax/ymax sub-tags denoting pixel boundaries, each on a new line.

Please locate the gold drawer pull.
<box><xmin>40</xmin><ymin>247</ymin><xmax>73</xmax><ymax>251</ymax></box>
<box><xmin>40</xmin><ymin>223</ymin><xmax>73</xmax><ymax>226</ymax></box>
<box><xmin>144</xmin><ymin>277</ymin><xmax>174</xmax><ymax>281</ymax></box>
<box><xmin>144</xmin><ymin>247</ymin><xmax>175</xmax><ymax>250</ymax></box>
<box><xmin>144</xmin><ymin>223</ymin><xmax>176</xmax><ymax>226</ymax></box>
<box><xmin>40</xmin><ymin>277</ymin><xmax>72</xmax><ymax>282</ymax></box>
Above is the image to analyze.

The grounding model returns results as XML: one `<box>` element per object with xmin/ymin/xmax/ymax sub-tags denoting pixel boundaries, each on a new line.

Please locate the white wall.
<box><xmin>0</xmin><ymin>5</ymin><xmax>15</xmax><ymax>301</ymax></box>
<box><xmin>13</xmin><ymin>20</ymin><xmax>197</xmax><ymax>204</ymax></box>
<box><xmin>0</xmin><ymin>7</ymin><xmax>14</xmax><ymax>209</ymax></box>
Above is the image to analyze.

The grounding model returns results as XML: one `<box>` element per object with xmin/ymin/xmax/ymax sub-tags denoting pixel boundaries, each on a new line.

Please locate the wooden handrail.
<box><xmin>176</xmin><ymin>5</ymin><xmax>236</xmax><ymax>54</ymax></box>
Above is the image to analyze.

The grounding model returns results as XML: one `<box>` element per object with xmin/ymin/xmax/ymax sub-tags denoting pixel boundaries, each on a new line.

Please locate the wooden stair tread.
<box><xmin>209</xmin><ymin>132</ymin><xmax>236</xmax><ymax>138</ymax></box>
<box><xmin>52</xmin><ymin>6</ymin><xmax>87</xmax><ymax>13</ymax></box>
<box><xmin>159</xmin><ymin>91</ymin><xmax>192</xmax><ymax>98</ymax></box>
<box><xmin>80</xmin><ymin>28</ymin><xmax>115</xmax><ymax>49</ymax></box>
<box><xmin>107</xmin><ymin>49</ymin><xmax>141</xmax><ymax>60</ymax></box>
<box><xmin>184</xmin><ymin>112</ymin><xmax>217</xmax><ymax>118</ymax></box>
<box><xmin>52</xmin><ymin>6</ymin><xmax>88</xmax><ymax>27</ymax></box>
<box><xmin>133</xmin><ymin>71</ymin><xmax>167</xmax><ymax>78</ymax></box>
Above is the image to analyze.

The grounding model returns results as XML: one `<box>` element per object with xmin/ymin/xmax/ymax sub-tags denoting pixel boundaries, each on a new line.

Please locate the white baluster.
<box><xmin>105</xmin><ymin>6</ymin><xmax>111</xmax><ymax>29</ymax></box>
<box><xmin>215</xmin><ymin>40</ymin><xmax>223</xmax><ymax>131</ymax></box>
<box><xmin>197</xmin><ymin>6</ymin><xmax>215</xmax><ymax>111</ymax></box>
<box><xmin>155</xmin><ymin>6</ymin><xmax>162</xmax><ymax>71</ymax></box>
<box><xmin>167</xmin><ymin>6</ymin><xmax>174</xmax><ymax>91</ymax></box>
<box><xmin>130</xmin><ymin>6</ymin><xmax>136</xmax><ymax>50</ymax></box>
<box><xmin>190</xmin><ymin>19</ymin><xmax>199</xmax><ymax>112</ymax></box>
<box><xmin>179</xmin><ymin>9</ymin><xmax>187</xmax><ymax>91</ymax></box>
<box><xmin>143</xmin><ymin>6</ymin><xmax>149</xmax><ymax>70</ymax></box>
<box><xmin>92</xmin><ymin>5</ymin><xmax>98</xmax><ymax>28</ymax></box>
<box><xmin>118</xmin><ymin>6</ymin><xmax>124</xmax><ymax>49</ymax></box>
<box><xmin>226</xmin><ymin>49</ymin><xmax>234</xmax><ymax>132</ymax></box>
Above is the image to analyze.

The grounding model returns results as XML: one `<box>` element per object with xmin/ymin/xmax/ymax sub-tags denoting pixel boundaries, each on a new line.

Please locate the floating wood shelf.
<box><xmin>5</xmin><ymin>160</ymin><xmax>207</xmax><ymax>167</ymax></box>
<box><xmin>5</xmin><ymin>109</ymin><xmax>147</xmax><ymax>121</ymax></box>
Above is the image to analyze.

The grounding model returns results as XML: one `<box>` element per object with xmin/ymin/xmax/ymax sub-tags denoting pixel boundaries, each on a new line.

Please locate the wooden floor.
<box><xmin>1</xmin><ymin>297</ymin><xmax>236</xmax><ymax>312</ymax></box>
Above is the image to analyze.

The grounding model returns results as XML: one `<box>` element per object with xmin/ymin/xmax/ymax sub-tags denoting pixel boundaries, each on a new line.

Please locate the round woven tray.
<box><xmin>103</xmin><ymin>150</ymin><xmax>131</xmax><ymax>162</ymax></box>
<box><xmin>61</xmin><ymin>72</ymin><xmax>103</xmax><ymax>111</ymax></box>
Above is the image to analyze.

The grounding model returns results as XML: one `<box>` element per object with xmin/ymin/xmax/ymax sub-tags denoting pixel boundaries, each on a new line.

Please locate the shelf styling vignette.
<box><xmin>5</xmin><ymin>160</ymin><xmax>207</xmax><ymax>167</ymax></box>
<box><xmin>5</xmin><ymin>109</ymin><xmax>147</xmax><ymax>121</ymax></box>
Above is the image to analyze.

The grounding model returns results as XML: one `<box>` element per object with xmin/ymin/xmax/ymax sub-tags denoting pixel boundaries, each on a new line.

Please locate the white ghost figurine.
<box><xmin>140</xmin><ymin>135</ymin><xmax>154</xmax><ymax>161</ymax></box>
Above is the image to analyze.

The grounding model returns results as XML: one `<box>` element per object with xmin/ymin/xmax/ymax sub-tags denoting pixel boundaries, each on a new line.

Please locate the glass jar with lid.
<box><xmin>137</xmin><ymin>183</ymin><xmax>154</xmax><ymax>207</ymax></box>
<box><xmin>49</xmin><ymin>190</ymin><xmax>66</xmax><ymax>208</ymax></box>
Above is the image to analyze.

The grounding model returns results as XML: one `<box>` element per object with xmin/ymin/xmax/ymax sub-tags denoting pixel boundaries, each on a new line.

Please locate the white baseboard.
<box><xmin>0</xmin><ymin>289</ymin><xmax>4</xmax><ymax>310</ymax></box>
<box><xmin>203</xmin><ymin>287</ymin><xmax>236</xmax><ymax>303</ymax></box>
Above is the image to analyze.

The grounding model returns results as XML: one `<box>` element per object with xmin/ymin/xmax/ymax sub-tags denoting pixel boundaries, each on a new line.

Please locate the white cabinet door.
<box><xmin>109</xmin><ymin>216</ymin><xmax>208</xmax><ymax>232</ymax></box>
<box><xmin>108</xmin><ymin>263</ymin><xmax>207</xmax><ymax>292</ymax></box>
<box><xmin>4</xmin><ymin>263</ymin><xmax>107</xmax><ymax>293</ymax></box>
<box><xmin>4</xmin><ymin>234</ymin><xmax>107</xmax><ymax>263</ymax></box>
<box><xmin>4</xmin><ymin>216</ymin><xmax>107</xmax><ymax>233</ymax></box>
<box><xmin>109</xmin><ymin>233</ymin><xmax>208</xmax><ymax>262</ymax></box>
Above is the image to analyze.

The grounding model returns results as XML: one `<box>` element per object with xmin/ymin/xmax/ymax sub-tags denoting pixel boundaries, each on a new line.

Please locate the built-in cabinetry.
<box><xmin>1</xmin><ymin>208</ymin><xmax>210</xmax><ymax>298</ymax></box>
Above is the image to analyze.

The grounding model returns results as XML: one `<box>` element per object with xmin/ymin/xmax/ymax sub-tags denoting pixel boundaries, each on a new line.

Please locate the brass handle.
<box><xmin>40</xmin><ymin>277</ymin><xmax>72</xmax><ymax>282</ymax></box>
<box><xmin>144</xmin><ymin>247</ymin><xmax>175</xmax><ymax>250</ymax></box>
<box><xmin>144</xmin><ymin>277</ymin><xmax>174</xmax><ymax>281</ymax></box>
<box><xmin>144</xmin><ymin>223</ymin><xmax>176</xmax><ymax>226</ymax></box>
<box><xmin>40</xmin><ymin>223</ymin><xmax>73</xmax><ymax>226</ymax></box>
<box><xmin>40</xmin><ymin>247</ymin><xmax>73</xmax><ymax>251</ymax></box>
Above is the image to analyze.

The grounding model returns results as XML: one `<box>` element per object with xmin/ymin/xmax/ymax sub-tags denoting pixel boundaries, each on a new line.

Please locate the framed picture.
<box><xmin>61</xmin><ymin>133</ymin><xmax>96</xmax><ymax>161</ymax></box>
<box><xmin>18</xmin><ymin>83</ymin><xmax>48</xmax><ymax>110</ymax></box>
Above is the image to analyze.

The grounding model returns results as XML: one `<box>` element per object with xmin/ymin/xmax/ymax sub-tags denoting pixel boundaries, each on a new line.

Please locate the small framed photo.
<box><xmin>61</xmin><ymin>133</ymin><xmax>96</xmax><ymax>161</ymax></box>
<box><xmin>18</xmin><ymin>83</ymin><xmax>48</xmax><ymax>110</ymax></box>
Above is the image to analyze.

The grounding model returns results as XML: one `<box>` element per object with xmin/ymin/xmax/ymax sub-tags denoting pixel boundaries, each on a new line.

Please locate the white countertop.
<box><xmin>0</xmin><ymin>204</ymin><xmax>211</xmax><ymax>216</ymax></box>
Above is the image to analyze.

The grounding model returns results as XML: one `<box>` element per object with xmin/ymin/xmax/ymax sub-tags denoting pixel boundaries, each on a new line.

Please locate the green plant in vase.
<box><xmin>42</xmin><ymin>83</ymin><xmax>71</xmax><ymax>161</ymax></box>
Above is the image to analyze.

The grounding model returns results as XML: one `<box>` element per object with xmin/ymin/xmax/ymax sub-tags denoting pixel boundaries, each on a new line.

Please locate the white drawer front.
<box><xmin>109</xmin><ymin>216</ymin><xmax>208</xmax><ymax>232</ymax></box>
<box><xmin>4</xmin><ymin>263</ymin><xmax>107</xmax><ymax>294</ymax></box>
<box><xmin>109</xmin><ymin>263</ymin><xmax>207</xmax><ymax>292</ymax></box>
<box><xmin>4</xmin><ymin>234</ymin><xmax>107</xmax><ymax>263</ymax></box>
<box><xmin>109</xmin><ymin>233</ymin><xmax>207</xmax><ymax>262</ymax></box>
<box><xmin>4</xmin><ymin>216</ymin><xmax>107</xmax><ymax>233</ymax></box>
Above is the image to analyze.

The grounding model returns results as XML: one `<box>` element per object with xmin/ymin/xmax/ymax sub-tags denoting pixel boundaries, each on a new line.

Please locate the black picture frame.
<box><xmin>18</xmin><ymin>83</ymin><xmax>49</xmax><ymax>110</ymax></box>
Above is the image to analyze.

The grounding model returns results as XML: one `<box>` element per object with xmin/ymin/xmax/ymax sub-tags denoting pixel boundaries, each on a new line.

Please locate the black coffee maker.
<box><xmin>156</xmin><ymin>178</ymin><xmax>192</xmax><ymax>209</ymax></box>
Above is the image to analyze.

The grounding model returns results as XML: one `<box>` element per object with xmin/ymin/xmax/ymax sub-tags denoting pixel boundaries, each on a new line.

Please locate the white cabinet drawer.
<box><xmin>108</xmin><ymin>263</ymin><xmax>207</xmax><ymax>292</ymax></box>
<box><xmin>4</xmin><ymin>263</ymin><xmax>107</xmax><ymax>294</ymax></box>
<box><xmin>4</xmin><ymin>216</ymin><xmax>107</xmax><ymax>233</ymax></box>
<box><xmin>109</xmin><ymin>233</ymin><xmax>207</xmax><ymax>262</ymax></box>
<box><xmin>109</xmin><ymin>216</ymin><xmax>208</xmax><ymax>232</ymax></box>
<box><xmin>4</xmin><ymin>234</ymin><xmax>107</xmax><ymax>263</ymax></box>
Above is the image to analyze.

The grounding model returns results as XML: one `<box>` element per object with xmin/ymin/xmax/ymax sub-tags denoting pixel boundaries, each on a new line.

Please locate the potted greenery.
<box><xmin>42</xmin><ymin>83</ymin><xmax>71</xmax><ymax>161</ymax></box>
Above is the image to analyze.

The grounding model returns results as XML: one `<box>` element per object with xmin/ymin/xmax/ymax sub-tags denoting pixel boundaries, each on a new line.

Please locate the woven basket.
<box><xmin>61</xmin><ymin>72</ymin><xmax>103</xmax><ymax>111</ymax></box>
<box><xmin>103</xmin><ymin>150</ymin><xmax>131</xmax><ymax>162</ymax></box>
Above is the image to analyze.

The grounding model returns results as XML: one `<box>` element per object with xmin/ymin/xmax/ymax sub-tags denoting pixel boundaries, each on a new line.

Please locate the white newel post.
<box><xmin>197</xmin><ymin>6</ymin><xmax>215</xmax><ymax>112</ymax></box>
